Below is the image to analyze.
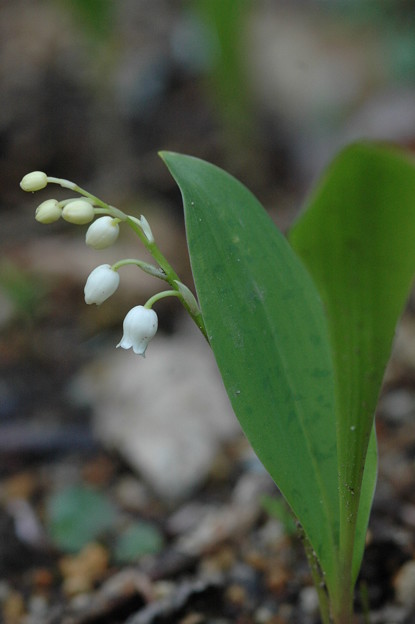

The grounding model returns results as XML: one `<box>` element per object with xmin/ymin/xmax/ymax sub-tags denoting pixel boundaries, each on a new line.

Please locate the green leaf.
<box><xmin>47</xmin><ymin>484</ymin><xmax>117</xmax><ymax>552</ymax></box>
<box><xmin>114</xmin><ymin>522</ymin><xmax>164</xmax><ymax>563</ymax></box>
<box><xmin>160</xmin><ymin>151</ymin><xmax>340</xmax><ymax>593</ymax></box>
<box><xmin>289</xmin><ymin>142</ymin><xmax>415</xmax><ymax>579</ymax></box>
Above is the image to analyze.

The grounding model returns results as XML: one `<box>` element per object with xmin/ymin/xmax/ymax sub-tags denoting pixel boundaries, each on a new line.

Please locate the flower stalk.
<box><xmin>21</xmin><ymin>171</ymin><xmax>208</xmax><ymax>350</ymax></box>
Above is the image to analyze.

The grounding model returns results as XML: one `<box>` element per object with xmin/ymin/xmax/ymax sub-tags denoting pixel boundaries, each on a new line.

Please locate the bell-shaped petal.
<box><xmin>84</xmin><ymin>264</ymin><xmax>120</xmax><ymax>305</ymax></box>
<box><xmin>116</xmin><ymin>305</ymin><xmax>158</xmax><ymax>356</ymax></box>
<box><xmin>85</xmin><ymin>216</ymin><xmax>120</xmax><ymax>249</ymax></box>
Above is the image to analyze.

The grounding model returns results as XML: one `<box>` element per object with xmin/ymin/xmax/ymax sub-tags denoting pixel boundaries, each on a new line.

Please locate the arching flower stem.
<box><xmin>44</xmin><ymin>176</ymin><xmax>209</xmax><ymax>341</ymax></box>
<box><xmin>124</xmin><ymin>216</ymin><xmax>208</xmax><ymax>341</ymax></box>
<box><xmin>111</xmin><ymin>258</ymin><xmax>168</xmax><ymax>281</ymax></box>
<box><xmin>144</xmin><ymin>290</ymin><xmax>182</xmax><ymax>309</ymax></box>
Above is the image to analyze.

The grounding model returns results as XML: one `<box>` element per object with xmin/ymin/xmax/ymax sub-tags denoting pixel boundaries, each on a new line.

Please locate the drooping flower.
<box><xmin>62</xmin><ymin>200</ymin><xmax>95</xmax><ymax>224</ymax></box>
<box><xmin>84</xmin><ymin>264</ymin><xmax>120</xmax><ymax>305</ymax></box>
<box><xmin>85</xmin><ymin>216</ymin><xmax>120</xmax><ymax>249</ymax></box>
<box><xmin>116</xmin><ymin>305</ymin><xmax>158</xmax><ymax>356</ymax></box>
<box><xmin>20</xmin><ymin>171</ymin><xmax>48</xmax><ymax>192</ymax></box>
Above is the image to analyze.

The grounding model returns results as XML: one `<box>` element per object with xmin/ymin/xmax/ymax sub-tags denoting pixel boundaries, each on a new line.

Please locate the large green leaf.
<box><xmin>289</xmin><ymin>142</ymin><xmax>415</xmax><ymax>578</ymax></box>
<box><xmin>160</xmin><ymin>151</ymin><xmax>340</xmax><ymax>592</ymax></box>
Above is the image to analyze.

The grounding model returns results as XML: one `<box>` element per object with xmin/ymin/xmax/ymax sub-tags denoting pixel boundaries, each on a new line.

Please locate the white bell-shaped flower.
<box><xmin>85</xmin><ymin>216</ymin><xmax>120</xmax><ymax>249</ymax></box>
<box><xmin>116</xmin><ymin>305</ymin><xmax>158</xmax><ymax>356</ymax></box>
<box><xmin>62</xmin><ymin>199</ymin><xmax>95</xmax><ymax>224</ymax></box>
<box><xmin>84</xmin><ymin>264</ymin><xmax>120</xmax><ymax>305</ymax></box>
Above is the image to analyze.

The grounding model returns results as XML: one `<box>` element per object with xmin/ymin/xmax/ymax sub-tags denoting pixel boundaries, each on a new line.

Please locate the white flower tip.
<box><xmin>117</xmin><ymin>305</ymin><xmax>158</xmax><ymax>356</ymax></box>
<box><xmin>62</xmin><ymin>200</ymin><xmax>95</xmax><ymax>225</ymax></box>
<box><xmin>116</xmin><ymin>340</ymin><xmax>146</xmax><ymax>357</ymax></box>
<box><xmin>20</xmin><ymin>171</ymin><xmax>48</xmax><ymax>192</ymax></box>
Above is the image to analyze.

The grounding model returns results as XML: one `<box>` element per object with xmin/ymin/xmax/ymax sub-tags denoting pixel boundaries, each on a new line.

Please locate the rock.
<box><xmin>175</xmin><ymin>473</ymin><xmax>273</xmax><ymax>556</ymax></box>
<box><xmin>74</xmin><ymin>317</ymin><xmax>240</xmax><ymax>502</ymax></box>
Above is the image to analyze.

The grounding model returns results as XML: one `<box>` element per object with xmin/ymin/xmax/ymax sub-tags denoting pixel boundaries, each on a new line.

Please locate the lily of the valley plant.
<box><xmin>21</xmin><ymin>142</ymin><xmax>415</xmax><ymax>624</ymax></box>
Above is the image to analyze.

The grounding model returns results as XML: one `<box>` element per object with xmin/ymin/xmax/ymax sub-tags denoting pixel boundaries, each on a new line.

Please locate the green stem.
<box><xmin>144</xmin><ymin>290</ymin><xmax>182</xmax><ymax>309</ymax></box>
<box><xmin>302</xmin><ymin>532</ymin><xmax>332</xmax><ymax>624</ymax></box>
<box><xmin>332</xmin><ymin>472</ymin><xmax>362</xmax><ymax>624</ymax></box>
<box><xmin>331</xmin><ymin>559</ymin><xmax>354</xmax><ymax>624</ymax></box>
<box><xmin>111</xmin><ymin>258</ymin><xmax>168</xmax><ymax>281</ymax></box>
<box><xmin>125</xmin><ymin>216</ymin><xmax>209</xmax><ymax>341</ymax></box>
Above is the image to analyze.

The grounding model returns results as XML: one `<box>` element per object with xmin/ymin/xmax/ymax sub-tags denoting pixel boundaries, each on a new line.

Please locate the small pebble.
<box><xmin>31</xmin><ymin>567</ymin><xmax>54</xmax><ymax>591</ymax></box>
<box><xmin>60</xmin><ymin>542</ymin><xmax>109</xmax><ymax>596</ymax></box>
<box><xmin>115</xmin><ymin>476</ymin><xmax>149</xmax><ymax>512</ymax></box>
<box><xmin>225</xmin><ymin>583</ymin><xmax>247</xmax><ymax>607</ymax></box>
<box><xmin>266</xmin><ymin>565</ymin><xmax>290</xmax><ymax>595</ymax></box>
<box><xmin>201</xmin><ymin>545</ymin><xmax>236</xmax><ymax>574</ymax></box>
<box><xmin>394</xmin><ymin>560</ymin><xmax>415</xmax><ymax>607</ymax></box>
<box><xmin>179</xmin><ymin>613</ymin><xmax>205</xmax><ymax>624</ymax></box>
<box><xmin>378</xmin><ymin>389</ymin><xmax>415</xmax><ymax>425</ymax></box>
<box><xmin>299</xmin><ymin>585</ymin><xmax>319</xmax><ymax>615</ymax></box>
<box><xmin>255</xmin><ymin>606</ymin><xmax>284</xmax><ymax>624</ymax></box>
<box><xmin>2</xmin><ymin>590</ymin><xmax>26</xmax><ymax>624</ymax></box>
<box><xmin>27</xmin><ymin>594</ymin><xmax>48</xmax><ymax>617</ymax></box>
<box><xmin>82</xmin><ymin>454</ymin><xmax>116</xmax><ymax>487</ymax></box>
<box><xmin>3</xmin><ymin>472</ymin><xmax>37</xmax><ymax>501</ymax></box>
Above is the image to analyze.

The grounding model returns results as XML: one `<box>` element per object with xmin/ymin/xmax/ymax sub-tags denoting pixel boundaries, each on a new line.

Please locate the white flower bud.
<box><xmin>20</xmin><ymin>171</ymin><xmax>48</xmax><ymax>192</ymax></box>
<box><xmin>84</xmin><ymin>264</ymin><xmax>120</xmax><ymax>305</ymax></box>
<box><xmin>62</xmin><ymin>200</ymin><xmax>95</xmax><ymax>224</ymax></box>
<box><xmin>116</xmin><ymin>305</ymin><xmax>158</xmax><ymax>356</ymax></box>
<box><xmin>35</xmin><ymin>199</ymin><xmax>62</xmax><ymax>224</ymax></box>
<box><xmin>85</xmin><ymin>216</ymin><xmax>120</xmax><ymax>249</ymax></box>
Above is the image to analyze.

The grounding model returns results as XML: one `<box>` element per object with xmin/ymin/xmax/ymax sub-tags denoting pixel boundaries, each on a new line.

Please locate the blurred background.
<box><xmin>3</xmin><ymin>1</ymin><xmax>415</xmax><ymax>622</ymax></box>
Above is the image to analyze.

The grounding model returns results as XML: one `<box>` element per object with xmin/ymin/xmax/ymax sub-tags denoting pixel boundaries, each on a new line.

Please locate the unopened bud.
<box><xmin>20</xmin><ymin>171</ymin><xmax>48</xmax><ymax>192</ymax></box>
<box><xmin>85</xmin><ymin>216</ymin><xmax>120</xmax><ymax>249</ymax></box>
<box><xmin>84</xmin><ymin>264</ymin><xmax>120</xmax><ymax>305</ymax></box>
<box><xmin>62</xmin><ymin>200</ymin><xmax>95</xmax><ymax>225</ymax></box>
<box><xmin>35</xmin><ymin>199</ymin><xmax>62</xmax><ymax>224</ymax></box>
